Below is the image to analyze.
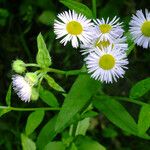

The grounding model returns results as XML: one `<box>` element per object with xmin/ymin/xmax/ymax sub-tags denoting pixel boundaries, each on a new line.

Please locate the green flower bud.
<box><xmin>25</xmin><ymin>73</ymin><xmax>38</xmax><ymax>86</ymax></box>
<box><xmin>31</xmin><ymin>87</ymin><xmax>39</xmax><ymax>101</ymax></box>
<box><xmin>12</xmin><ymin>59</ymin><xmax>26</xmax><ymax>74</ymax></box>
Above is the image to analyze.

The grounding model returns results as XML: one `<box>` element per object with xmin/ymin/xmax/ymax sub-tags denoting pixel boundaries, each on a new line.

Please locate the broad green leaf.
<box><xmin>21</xmin><ymin>133</ymin><xmax>36</xmax><ymax>150</ymax></box>
<box><xmin>75</xmin><ymin>118</ymin><xmax>90</xmax><ymax>136</ymax></box>
<box><xmin>0</xmin><ymin>107</ymin><xmax>11</xmax><ymax>117</ymax></box>
<box><xmin>93</xmin><ymin>95</ymin><xmax>138</xmax><ymax>135</ymax></box>
<box><xmin>38</xmin><ymin>10</ymin><xmax>56</xmax><ymax>26</ymax></box>
<box><xmin>39</xmin><ymin>86</ymin><xmax>59</xmax><ymax>107</ymax></box>
<box><xmin>81</xmin><ymin>110</ymin><xmax>98</xmax><ymax>119</ymax></box>
<box><xmin>5</xmin><ymin>83</ymin><xmax>12</xmax><ymax>106</ymax></box>
<box><xmin>70</xmin><ymin>143</ymin><xmax>78</xmax><ymax>150</ymax></box>
<box><xmin>36</xmin><ymin>33</ymin><xmax>51</xmax><ymax>68</ymax></box>
<box><xmin>138</xmin><ymin>105</ymin><xmax>150</xmax><ymax>135</ymax></box>
<box><xmin>44</xmin><ymin>142</ymin><xmax>65</xmax><ymax>150</ymax></box>
<box><xmin>25</xmin><ymin>110</ymin><xmax>45</xmax><ymax>136</ymax></box>
<box><xmin>130</xmin><ymin>78</ymin><xmax>150</xmax><ymax>99</ymax></box>
<box><xmin>44</xmin><ymin>74</ymin><xmax>65</xmax><ymax>92</ymax></box>
<box><xmin>36</xmin><ymin>115</ymin><xmax>57</xmax><ymax>150</ymax></box>
<box><xmin>75</xmin><ymin>135</ymin><xmax>106</xmax><ymax>150</ymax></box>
<box><xmin>55</xmin><ymin>74</ymin><xmax>100</xmax><ymax>132</ymax></box>
<box><xmin>60</xmin><ymin>0</ymin><xmax>93</xmax><ymax>18</ymax></box>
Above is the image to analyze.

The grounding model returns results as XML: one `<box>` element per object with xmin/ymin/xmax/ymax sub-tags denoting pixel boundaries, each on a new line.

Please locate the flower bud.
<box><xmin>25</xmin><ymin>73</ymin><xmax>38</xmax><ymax>86</ymax></box>
<box><xmin>31</xmin><ymin>88</ymin><xmax>39</xmax><ymax>101</ymax></box>
<box><xmin>12</xmin><ymin>59</ymin><xmax>26</xmax><ymax>74</ymax></box>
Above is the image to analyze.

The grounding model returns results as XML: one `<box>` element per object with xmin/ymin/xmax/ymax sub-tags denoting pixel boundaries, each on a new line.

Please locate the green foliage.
<box><xmin>0</xmin><ymin>8</ymin><xmax>9</xmax><ymax>26</ymax></box>
<box><xmin>130</xmin><ymin>78</ymin><xmax>150</xmax><ymax>99</ymax></box>
<box><xmin>93</xmin><ymin>95</ymin><xmax>138</xmax><ymax>135</ymax></box>
<box><xmin>60</xmin><ymin>0</ymin><xmax>93</xmax><ymax>18</ymax></box>
<box><xmin>36</xmin><ymin>33</ymin><xmax>52</xmax><ymax>68</ymax></box>
<box><xmin>0</xmin><ymin>107</ymin><xmax>11</xmax><ymax>117</ymax></box>
<box><xmin>44</xmin><ymin>142</ymin><xmax>65</xmax><ymax>150</ymax></box>
<box><xmin>5</xmin><ymin>83</ymin><xmax>11</xmax><ymax>106</ymax></box>
<box><xmin>138</xmin><ymin>105</ymin><xmax>150</xmax><ymax>135</ymax></box>
<box><xmin>25</xmin><ymin>110</ymin><xmax>45</xmax><ymax>136</ymax></box>
<box><xmin>55</xmin><ymin>74</ymin><xmax>101</xmax><ymax>132</ymax></box>
<box><xmin>21</xmin><ymin>133</ymin><xmax>36</xmax><ymax>150</ymax></box>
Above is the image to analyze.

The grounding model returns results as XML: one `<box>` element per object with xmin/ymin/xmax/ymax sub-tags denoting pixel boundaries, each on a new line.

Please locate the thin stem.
<box><xmin>25</xmin><ymin>63</ymin><xmax>40</xmax><ymax>67</ymax></box>
<box><xmin>92</xmin><ymin>0</ymin><xmax>97</xmax><ymax>18</ymax></box>
<box><xmin>0</xmin><ymin>106</ymin><xmax>60</xmax><ymax>111</ymax></box>
<box><xmin>114</xmin><ymin>96</ymin><xmax>148</xmax><ymax>106</ymax></box>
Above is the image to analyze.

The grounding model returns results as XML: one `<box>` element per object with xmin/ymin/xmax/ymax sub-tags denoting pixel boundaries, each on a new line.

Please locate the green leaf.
<box><xmin>75</xmin><ymin>135</ymin><xmax>106</xmax><ymax>150</ymax></box>
<box><xmin>55</xmin><ymin>74</ymin><xmax>100</xmax><ymax>132</ymax></box>
<box><xmin>0</xmin><ymin>107</ymin><xmax>11</xmax><ymax>117</ymax></box>
<box><xmin>39</xmin><ymin>86</ymin><xmax>59</xmax><ymax>107</ymax></box>
<box><xmin>5</xmin><ymin>83</ymin><xmax>12</xmax><ymax>106</ymax></box>
<box><xmin>38</xmin><ymin>10</ymin><xmax>56</xmax><ymax>26</ymax></box>
<box><xmin>93</xmin><ymin>95</ymin><xmax>138</xmax><ymax>135</ymax></box>
<box><xmin>25</xmin><ymin>110</ymin><xmax>45</xmax><ymax>136</ymax></box>
<box><xmin>36</xmin><ymin>33</ymin><xmax>51</xmax><ymax>68</ymax></box>
<box><xmin>130</xmin><ymin>78</ymin><xmax>150</xmax><ymax>99</ymax></box>
<box><xmin>36</xmin><ymin>115</ymin><xmax>58</xmax><ymax>150</ymax></box>
<box><xmin>75</xmin><ymin>118</ymin><xmax>90</xmax><ymax>136</ymax></box>
<box><xmin>0</xmin><ymin>8</ymin><xmax>9</xmax><ymax>26</ymax></box>
<box><xmin>60</xmin><ymin>0</ymin><xmax>93</xmax><ymax>18</ymax></box>
<box><xmin>138</xmin><ymin>105</ymin><xmax>150</xmax><ymax>135</ymax></box>
<box><xmin>44</xmin><ymin>142</ymin><xmax>65</xmax><ymax>150</ymax></box>
<box><xmin>21</xmin><ymin>133</ymin><xmax>36</xmax><ymax>150</ymax></box>
<box><xmin>44</xmin><ymin>74</ymin><xmax>65</xmax><ymax>92</ymax></box>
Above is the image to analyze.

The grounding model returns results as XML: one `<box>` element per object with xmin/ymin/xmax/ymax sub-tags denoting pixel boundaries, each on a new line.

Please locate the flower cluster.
<box><xmin>54</xmin><ymin>9</ymin><xmax>150</xmax><ymax>83</ymax></box>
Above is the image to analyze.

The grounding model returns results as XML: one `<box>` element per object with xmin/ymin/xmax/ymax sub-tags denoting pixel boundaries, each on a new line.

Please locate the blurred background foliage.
<box><xmin>0</xmin><ymin>0</ymin><xmax>150</xmax><ymax>149</ymax></box>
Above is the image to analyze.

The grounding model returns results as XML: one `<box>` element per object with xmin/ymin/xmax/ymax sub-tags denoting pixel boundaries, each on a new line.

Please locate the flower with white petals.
<box><xmin>12</xmin><ymin>75</ymin><xmax>32</xmax><ymax>102</ymax></box>
<box><xmin>54</xmin><ymin>10</ymin><xmax>94</xmax><ymax>48</ymax></box>
<box><xmin>81</xmin><ymin>36</ymin><xmax>128</xmax><ymax>55</ymax></box>
<box><xmin>85</xmin><ymin>46</ymin><xmax>128</xmax><ymax>83</ymax></box>
<box><xmin>93</xmin><ymin>17</ymin><xmax>124</xmax><ymax>42</ymax></box>
<box><xmin>129</xmin><ymin>9</ymin><xmax>150</xmax><ymax>48</ymax></box>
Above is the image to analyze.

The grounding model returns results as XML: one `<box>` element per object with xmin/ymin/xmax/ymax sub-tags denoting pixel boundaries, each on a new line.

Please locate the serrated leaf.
<box><xmin>93</xmin><ymin>95</ymin><xmax>138</xmax><ymax>135</ymax></box>
<box><xmin>60</xmin><ymin>0</ymin><xmax>93</xmax><ymax>18</ymax></box>
<box><xmin>75</xmin><ymin>135</ymin><xmax>106</xmax><ymax>150</ymax></box>
<box><xmin>44</xmin><ymin>74</ymin><xmax>64</xmax><ymax>92</ymax></box>
<box><xmin>21</xmin><ymin>133</ymin><xmax>36</xmax><ymax>150</ymax></box>
<box><xmin>36</xmin><ymin>33</ymin><xmax>51</xmax><ymax>68</ymax></box>
<box><xmin>39</xmin><ymin>86</ymin><xmax>59</xmax><ymax>107</ymax></box>
<box><xmin>44</xmin><ymin>142</ymin><xmax>65</xmax><ymax>150</ymax></box>
<box><xmin>130</xmin><ymin>78</ymin><xmax>150</xmax><ymax>99</ymax></box>
<box><xmin>138</xmin><ymin>105</ymin><xmax>150</xmax><ymax>135</ymax></box>
<box><xmin>55</xmin><ymin>74</ymin><xmax>101</xmax><ymax>132</ymax></box>
<box><xmin>25</xmin><ymin>110</ymin><xmax>45</xmax><ymax>136</ymax></box>
<box><xmin>5</xmin><ymin>83</ymin><xmax>12</xmax><ymax>106</ymax></box>
<box><xmin>36</xmin><ymin>115</ymin><xmax>57</xmax><ymax>150</ymax></box>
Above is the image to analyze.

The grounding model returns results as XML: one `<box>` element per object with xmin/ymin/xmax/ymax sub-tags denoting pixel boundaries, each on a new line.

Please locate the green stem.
<box><xmin>25</xmin><ymin>63</ymin><xmax>40</xmax><ymax>67</ymax></box>
<box><xmin>114</xmin><ymin>96</ymin><xmax>147</xmax><ymax>106</ymax></box>
<box><xmin>92</xmin><ymin>0</ymin><xmax>97</xmax><ymax>18</ymax></box>
<box><xmin>0</xmin><ymin>106</ymin><xmax>60</xmax><ymax>111</ymax></box>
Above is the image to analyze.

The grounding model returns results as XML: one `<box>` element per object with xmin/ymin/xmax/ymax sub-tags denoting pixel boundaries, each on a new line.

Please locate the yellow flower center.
<box><xmin>141</xmin><ymin>21</ymin><xmax>150</xmax><ymax>37</ymax></box>
<box><xmin>99</xmin><ymin>24</ymin><xmax>112</xmax><ymax>33</ymax></box>
<box><xmin>66</xmin><ymin>21</ymin><xmax>83</xmax><ymax>35</ymax></box>
<box><xmin>99</xmin><ymin>54</ymin><xmax>115</xmax><ymax>70</ymax></box>
<box><xmin>96</xmin><ymin>39</ymin><xmax>110</xmax><ymax>49</ymax></box>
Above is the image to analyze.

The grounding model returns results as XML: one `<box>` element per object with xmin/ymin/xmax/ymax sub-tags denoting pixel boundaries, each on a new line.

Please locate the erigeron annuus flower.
<box><xmin>54</xmin><ymin>10</ymin><xmax>94</xmax><ymax>48</ymax></box>
<box><xmin>93</xmin><ymin>16</ymin><xmax>124</xmax><ymax>42</ymax></box>
<box><xmin>12</xmin><ymin>73</ymin><xmax>38</xmax><ymax>102</ymax></box>
<box><xmin>129</xmin><ymin>9</ymin><xmax>150</xmax><ymax>48</ymax></box>
<box><xmin>85</xmin><ymin>46</ymin><xmax>128</xmax><ymax>83</ymax></box>
<box><xmin>81</xmin><ymin>36</ymin><xmax>128</xmax><ymax>55</ymax></box>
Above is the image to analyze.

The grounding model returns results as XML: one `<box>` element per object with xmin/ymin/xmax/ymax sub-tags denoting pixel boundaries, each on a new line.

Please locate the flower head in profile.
<box><xmin>12</xmin><ymin>73</ymin><xmax>38</xmax><ymax>102</ymax></box>
<box><xmin>54</xmin><ymin>10</ymin><xmax>94</xmax><ymax>48</ymax></box>
<box><xmin>81</xmin><ymin>36</ymin><xmax>128</xmax><ymax>55</ymax></box>
<box><xmin>129</xmin><ymin>9</ymin><xmax>150</xmax><ymax>48</ymax></box>
<box><xmin>85</xmin><ymin>46</ymin><xmax>128</xmax><ymax>83</ymax></box>
<box><xmin>93</xmin><ymin>16</ymin><xmax>124</xmax><ymax>42</ymax></box>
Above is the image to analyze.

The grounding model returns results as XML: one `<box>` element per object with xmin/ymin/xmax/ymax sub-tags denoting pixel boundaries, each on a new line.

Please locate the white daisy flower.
<box><xmin>85</xmin><ymin>46</ymin><xmax>128</xmax><ymax>83</ymax></box>
<box><xmin>12</xmin><ymin>75</ymin><xmax>32</xmax><ymax>102</ymax></box>
<box><xmin>93</xmin><ymin>16</ymin><xmax>124</xmax><ymax>42</ymax></box>
<box><xmin>129</xmin><ymin>9</ymin><xmax>150</xmax><ymax>48</ymax></box>
<box><xmin>81</xmin><ymin>36</ymin><xmax>128</xmax><ymax>55</ymax></box>
<box><xmin>54</xmin><ymin>10</ymin><xmax>94</xmax><ymax>48</ymax></box>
